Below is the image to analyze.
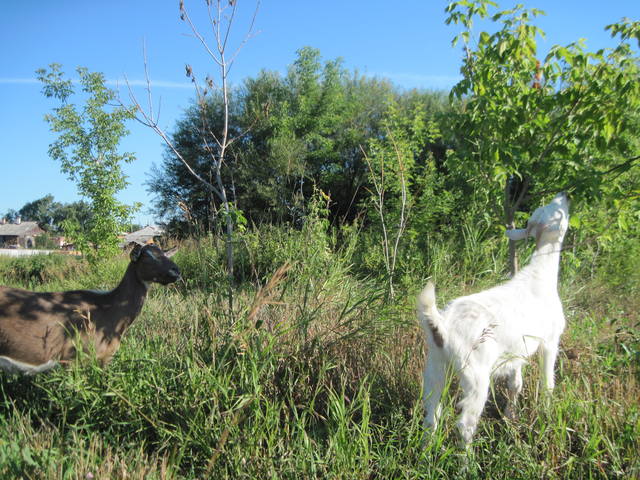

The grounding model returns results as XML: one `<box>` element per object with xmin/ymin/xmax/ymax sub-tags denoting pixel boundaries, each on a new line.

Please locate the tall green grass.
<box><xmin>0</xmin><ymin>223</ymin><xmax>638</xmax><ymax>478</ymax></box>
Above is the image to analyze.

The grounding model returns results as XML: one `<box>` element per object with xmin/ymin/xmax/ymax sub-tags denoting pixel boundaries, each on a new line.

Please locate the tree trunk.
<box><xmin>507</xmin><ymin>219</ymin><xmax>518</xmax><ymax>277</ymax></box>
<box><xmin>504</xmin><ymin>183</ymin><xmax>518</xmax><ymax>277</ymax></box>
<box><xmin>215</xmin><ymin>172</ymin><xmax>234</xmax><ymax>314</ymax></box>
<box><xmin>504</xmin><ymin>176</ymin><xmax>530</xmax><ymax>277</ymax></box>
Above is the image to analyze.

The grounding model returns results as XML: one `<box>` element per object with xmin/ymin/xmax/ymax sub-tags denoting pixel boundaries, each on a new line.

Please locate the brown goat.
<box><xmin>0</xmin><ymin>244</ymin><xmax>180</xmax><ymax>374</ymax></box>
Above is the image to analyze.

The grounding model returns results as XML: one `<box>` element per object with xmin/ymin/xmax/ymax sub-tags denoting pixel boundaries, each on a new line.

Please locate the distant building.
<box><xmin>51</xmin><ymin>236</ymin><xmax>68</xmax><ymax>249</ymax></box>
<box><xmin>122</xmin><ymin>225</ymin><xmax>165</xmax><ymax>247</ymax></box>
<box><xmin>0</xmin><ymin>218</ymin><xmax>45</xmax><ymax>248</ymax></box>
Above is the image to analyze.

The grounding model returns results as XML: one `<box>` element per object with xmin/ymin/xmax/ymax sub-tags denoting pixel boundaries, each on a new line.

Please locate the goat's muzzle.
<box><xmin>160</xmin><ymin>267</ymin><xmax>181</xmax><ymax>285</ymax></box>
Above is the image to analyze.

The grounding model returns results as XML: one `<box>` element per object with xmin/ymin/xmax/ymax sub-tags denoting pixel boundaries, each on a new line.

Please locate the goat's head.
<box><xmin>130</xmin><ymin>244</ymin><xmax>181</xmax><ymax>285</ymax></box>
<box><xmin>506</xmin><ymin>192</ymin><xmax>570</xmax><ymax>246</ymax></box>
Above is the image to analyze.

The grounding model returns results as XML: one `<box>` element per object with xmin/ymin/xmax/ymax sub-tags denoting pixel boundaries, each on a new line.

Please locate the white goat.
<box><xmin>417</xmin><ymin>192</ymin><xmax>569</xmax><ymax>445</ymax></box>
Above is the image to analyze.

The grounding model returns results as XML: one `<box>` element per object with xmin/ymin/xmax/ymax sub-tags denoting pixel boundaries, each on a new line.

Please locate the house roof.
<box><xmin>0</xmin><ymin>221</ymin><xmax>44</xmax><ymax>236</ymax></box>
<box><xmin>123</xmin><ymin>225</ymin><xmax>165</xmax><ymax>245</ymax></box>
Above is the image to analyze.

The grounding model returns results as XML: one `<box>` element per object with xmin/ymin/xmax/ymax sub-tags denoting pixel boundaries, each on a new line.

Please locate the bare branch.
<box><xmin>124</xmin><ymin>73</ymin><xmax>223</xmax><ymax>200</ymax></box>
<box><xmin>142</xmin><ymin>40</ymin><xmax>157</xmax><ymax>126</ymax></box>
<box><xmin>220</xmin><ymin>1</ymin><xmax>237</xmax><ymax>57</ymax></box>
<box><xmin>181</xmin><ymin>2</ymin><xmax>224</xmax><ymax>68</ymax></box>
<box><xmin>228</xmin><ymin>1</ymin><xmax>261</xmax><ymax>70</ymax></box>
<box><xmin>387</xmin><ymin>131</ymin><xmax>412</xmax><ymax>277</ymax></box>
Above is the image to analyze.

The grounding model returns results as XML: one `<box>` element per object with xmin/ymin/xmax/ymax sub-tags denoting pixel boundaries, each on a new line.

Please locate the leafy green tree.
<box><xmin>3</xmin><ymin>196</ymin><xmax>92</xmax><ymax>234</ymax></box>
<box><xmin>235</xmin><ymin>69</ymin><xmax>303</xmax><ymax>223</ymax></box>
<box><xmin>1</xmin><ymin>209</ymin><xmax>18</xmax><ymax>223</ymax></box>
<box><xmin>37</xmin><ymin>64</ymin><xmax>138</xmax><ymax>264</ymax></box>
<box><xmin>149</xmin><ymin>47</ymin><xmax>399</xmax><ymax>231</ymax></box>
<box><xmin>230</xmin><ymin>47</ymin><xmax>362</xmax><ymax>225</ymax></box>
<box><xmin>16</xmin><ymin>195</ymin><xmax>57</xmax><ymax>229</ymax></box>
<box><xmin>146</xmin><ymin>94</ymin><xmax>243</xmax><ymax>236</ymax></box>
<box><xmin>445</xmin><ymin>1</ymin><xmax>640</xmax><ymax>273</ymax></box>
<box><xmin>50</xmin><ymin>200</ymin><xmax>94</xmax><ymax>234</ymax></box>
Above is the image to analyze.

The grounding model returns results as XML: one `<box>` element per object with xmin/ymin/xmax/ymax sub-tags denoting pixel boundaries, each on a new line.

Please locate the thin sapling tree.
<box><xmin>128</xmin><ymin>0</ymin><xmax>260</xmax><ymax>311</ymax></box>
<box><xmin>37</xmin><ymin>64</ymin><xmax>139</xmax><ymax>264</ymax></box>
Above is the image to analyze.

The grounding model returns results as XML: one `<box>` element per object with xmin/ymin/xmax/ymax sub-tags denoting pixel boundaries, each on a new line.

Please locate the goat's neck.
<box><xmin>516</xmin><ymin>240</ymin><xmax>562</xmax><ymax>290</ymax></box>
<box><xmin>109</xmin><ymin>262</ymin><xmax>149</xmax><ymax>324</ymax></box>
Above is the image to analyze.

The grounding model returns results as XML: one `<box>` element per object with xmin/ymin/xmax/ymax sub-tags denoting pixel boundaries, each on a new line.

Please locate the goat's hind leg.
<box><xmin>423</xmin><ymin>352</ymin><xmax>446</xmax><ymax>431</ymax></box>
<box><xmin>456</xmin><ymin>369</ymin><xmax>491</xmax><ymax>445</ymax></box>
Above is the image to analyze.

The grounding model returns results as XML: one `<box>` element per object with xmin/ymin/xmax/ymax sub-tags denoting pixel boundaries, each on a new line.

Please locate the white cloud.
<box><xmin>0</xmin><ymin>78</ymin><xmax>40</xmax><ymax>85</ymax></box>
<box><xmin>0</xmin><ymin>77</ymin><xmax>192</xmax><ymax>89</ymax></box>
<box><xmin>108</xmin><ymin>79</ymin><xmax>193</xmax><ymax>89</ymax></box>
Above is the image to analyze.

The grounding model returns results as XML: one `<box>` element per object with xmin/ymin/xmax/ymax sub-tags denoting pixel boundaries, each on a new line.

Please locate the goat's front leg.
<box><xmin>541</xmin><ymin>340</ymin><xmax>560</xmax><ymax>391</ymax></box>
<box><xmin>504</xmin><ymin>366</ymin><xmax>523</xmax><ymax>420</ymax></box>
<box><xmin>423</xmin><ymin>354</ymin><xmax>445</xmax><ymax>431</ymax></box>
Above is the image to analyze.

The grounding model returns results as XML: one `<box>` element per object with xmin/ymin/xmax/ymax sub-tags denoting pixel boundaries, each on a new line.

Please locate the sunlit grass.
<box><xmin>0</xmin><ymin>231</ymin><xmax>638</xmax><ymax>478</ymax></box>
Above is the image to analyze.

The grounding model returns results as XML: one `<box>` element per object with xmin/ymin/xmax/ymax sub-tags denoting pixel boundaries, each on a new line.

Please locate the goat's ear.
<box><xmin>163</xmin><ymin>247</ymin><xmax>179</xmax><ymax>258</ymax></box>
<box><xmin>130</xmin><ymin>244</ymin><xmax>143</xmax><ymax>262</ymax></box>
<box><xmin>505</xmin><ymin>228</ymin><xmax>528</xmax><ymax>241</ymax></box>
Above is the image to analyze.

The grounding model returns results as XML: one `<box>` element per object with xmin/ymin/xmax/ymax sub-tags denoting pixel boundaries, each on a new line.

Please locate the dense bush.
<box><xmin>0</xmin><ymin>253</ymin><xmax>87</xmax><ymax>290</ymax></box>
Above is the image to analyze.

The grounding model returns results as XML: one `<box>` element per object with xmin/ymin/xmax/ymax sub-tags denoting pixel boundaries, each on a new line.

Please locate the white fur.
<box><xmin>0</xmin><ymin>356</ymin><xmax>59</xmax><ymax>375</ymax></box>
<box><xmin>418</xmin><ymin>192</ymin><xmax>569</xmax><ymax>445</ymax></box>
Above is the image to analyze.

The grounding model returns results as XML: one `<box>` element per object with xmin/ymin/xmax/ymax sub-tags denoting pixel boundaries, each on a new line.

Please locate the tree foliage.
<box><xmin>447</xmin><ymin>1</ymin><xmax>640</xmax><ymax>207</ymax></box>
<box><xmin>149</xmin><ymin>47</ymin><xmax>451</xmax><ymax>234</ymax></box>
<box><xmin>37</xmin><ymin>64</ymin><xmax>138</xmax><ymax>263</ymax></box>
<box><xmin>444</xmin><ymin>0</ymin><xmax>640</xmax><ymax>272</ymax></box>
<box><xmin>7</xmin><ymin>194</ymin><xmax>93</xmax><ymax>233</ymax></box>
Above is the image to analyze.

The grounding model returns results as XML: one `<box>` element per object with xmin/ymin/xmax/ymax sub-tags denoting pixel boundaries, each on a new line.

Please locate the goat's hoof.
<box><xmin>504</xmin><ymin>405</ymin><xmax>518</xmax><ymax>421</ymax></box>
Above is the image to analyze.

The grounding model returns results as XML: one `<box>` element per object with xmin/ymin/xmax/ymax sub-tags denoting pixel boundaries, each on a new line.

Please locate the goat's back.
<box><xmin>440</xmin><ymin>281</ymin><xmax>565</xmax><ymax>364</ymax></box>
<box><xmin>0</xmin><ymin>286</ymin><xmax>104</xmax><ymax>365</ymax></box>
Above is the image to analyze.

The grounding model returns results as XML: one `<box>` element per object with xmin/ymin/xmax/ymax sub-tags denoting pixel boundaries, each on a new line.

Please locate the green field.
<box><xmin>0</xmin><ymin>221</ymin><xmax>637</xmax><ymax>480</ymax></box>
<box><xmin>3</xmin><ymin>0</ymin><xmax>639</xmax><ymax>477</ymax></box>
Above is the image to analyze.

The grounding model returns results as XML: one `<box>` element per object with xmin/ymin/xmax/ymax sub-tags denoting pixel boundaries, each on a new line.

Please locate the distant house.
<box><xmin>122</xmin><ymin>225</ymin><xmax>165</xmax><ymax>247</ymax></box>
<box><xmin>0</xmin><ymin>219</ymin><xmax>45</xmax><ymax>248</ymax></box>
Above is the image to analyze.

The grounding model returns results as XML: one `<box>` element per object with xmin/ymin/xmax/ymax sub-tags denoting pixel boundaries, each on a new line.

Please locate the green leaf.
<box><xmin>569</xmin><ymin>215</ymin><xmax>581</xmax><ymax>229</ymax></box>
<box><xmin>493</xmin><ymin>164</ymin><xmax>507</xmax><ymax>181</ymax></box>
<box><xmin>498</xmin><ymin>41</ymin><xmax>507</xmax><ymax>57</ymax></box>
<box><xmin>602</xmin><ymin>121</ymin><xmax>614</xmax><ymax>142</ymax></box>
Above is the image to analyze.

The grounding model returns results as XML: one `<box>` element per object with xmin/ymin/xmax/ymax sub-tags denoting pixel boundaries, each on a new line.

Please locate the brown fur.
<box><xmin>428</xmin><ymin>320</ymin><xmax>444</xmax><ymax>348</ymax></box>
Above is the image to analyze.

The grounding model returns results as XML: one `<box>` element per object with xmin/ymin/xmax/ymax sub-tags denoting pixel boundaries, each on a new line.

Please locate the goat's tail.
<box><xmin>417</xmin><ymin>281</ymin><xmax>446</xmax><ymax>348</ymax></box>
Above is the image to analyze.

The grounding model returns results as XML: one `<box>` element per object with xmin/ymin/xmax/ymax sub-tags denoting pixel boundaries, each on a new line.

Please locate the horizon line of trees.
<box><xmin>2</xmin><ymin>195</ymin><xmax>92</xmax><ymax>233</ymax></box>
<box><xmin>1</xmin><ymin>194</ymin><xmax>142</xmax><ymax>236</ymax></box>
<box><xmin>148</xmin><ymin>35</ymin><xmax>639</xmax><ymax>238</ymax></box>
<box><xmin>148</xmin><ymin>46</ymin><xmax>457</xmax><ymax>234</ymax></box>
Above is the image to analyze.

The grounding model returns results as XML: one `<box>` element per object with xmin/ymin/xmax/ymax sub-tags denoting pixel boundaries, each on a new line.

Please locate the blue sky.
<box><xmin>1</xmin><ymin>1</ymin><xmax>638</xmax><ymax>225</ymax></box>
